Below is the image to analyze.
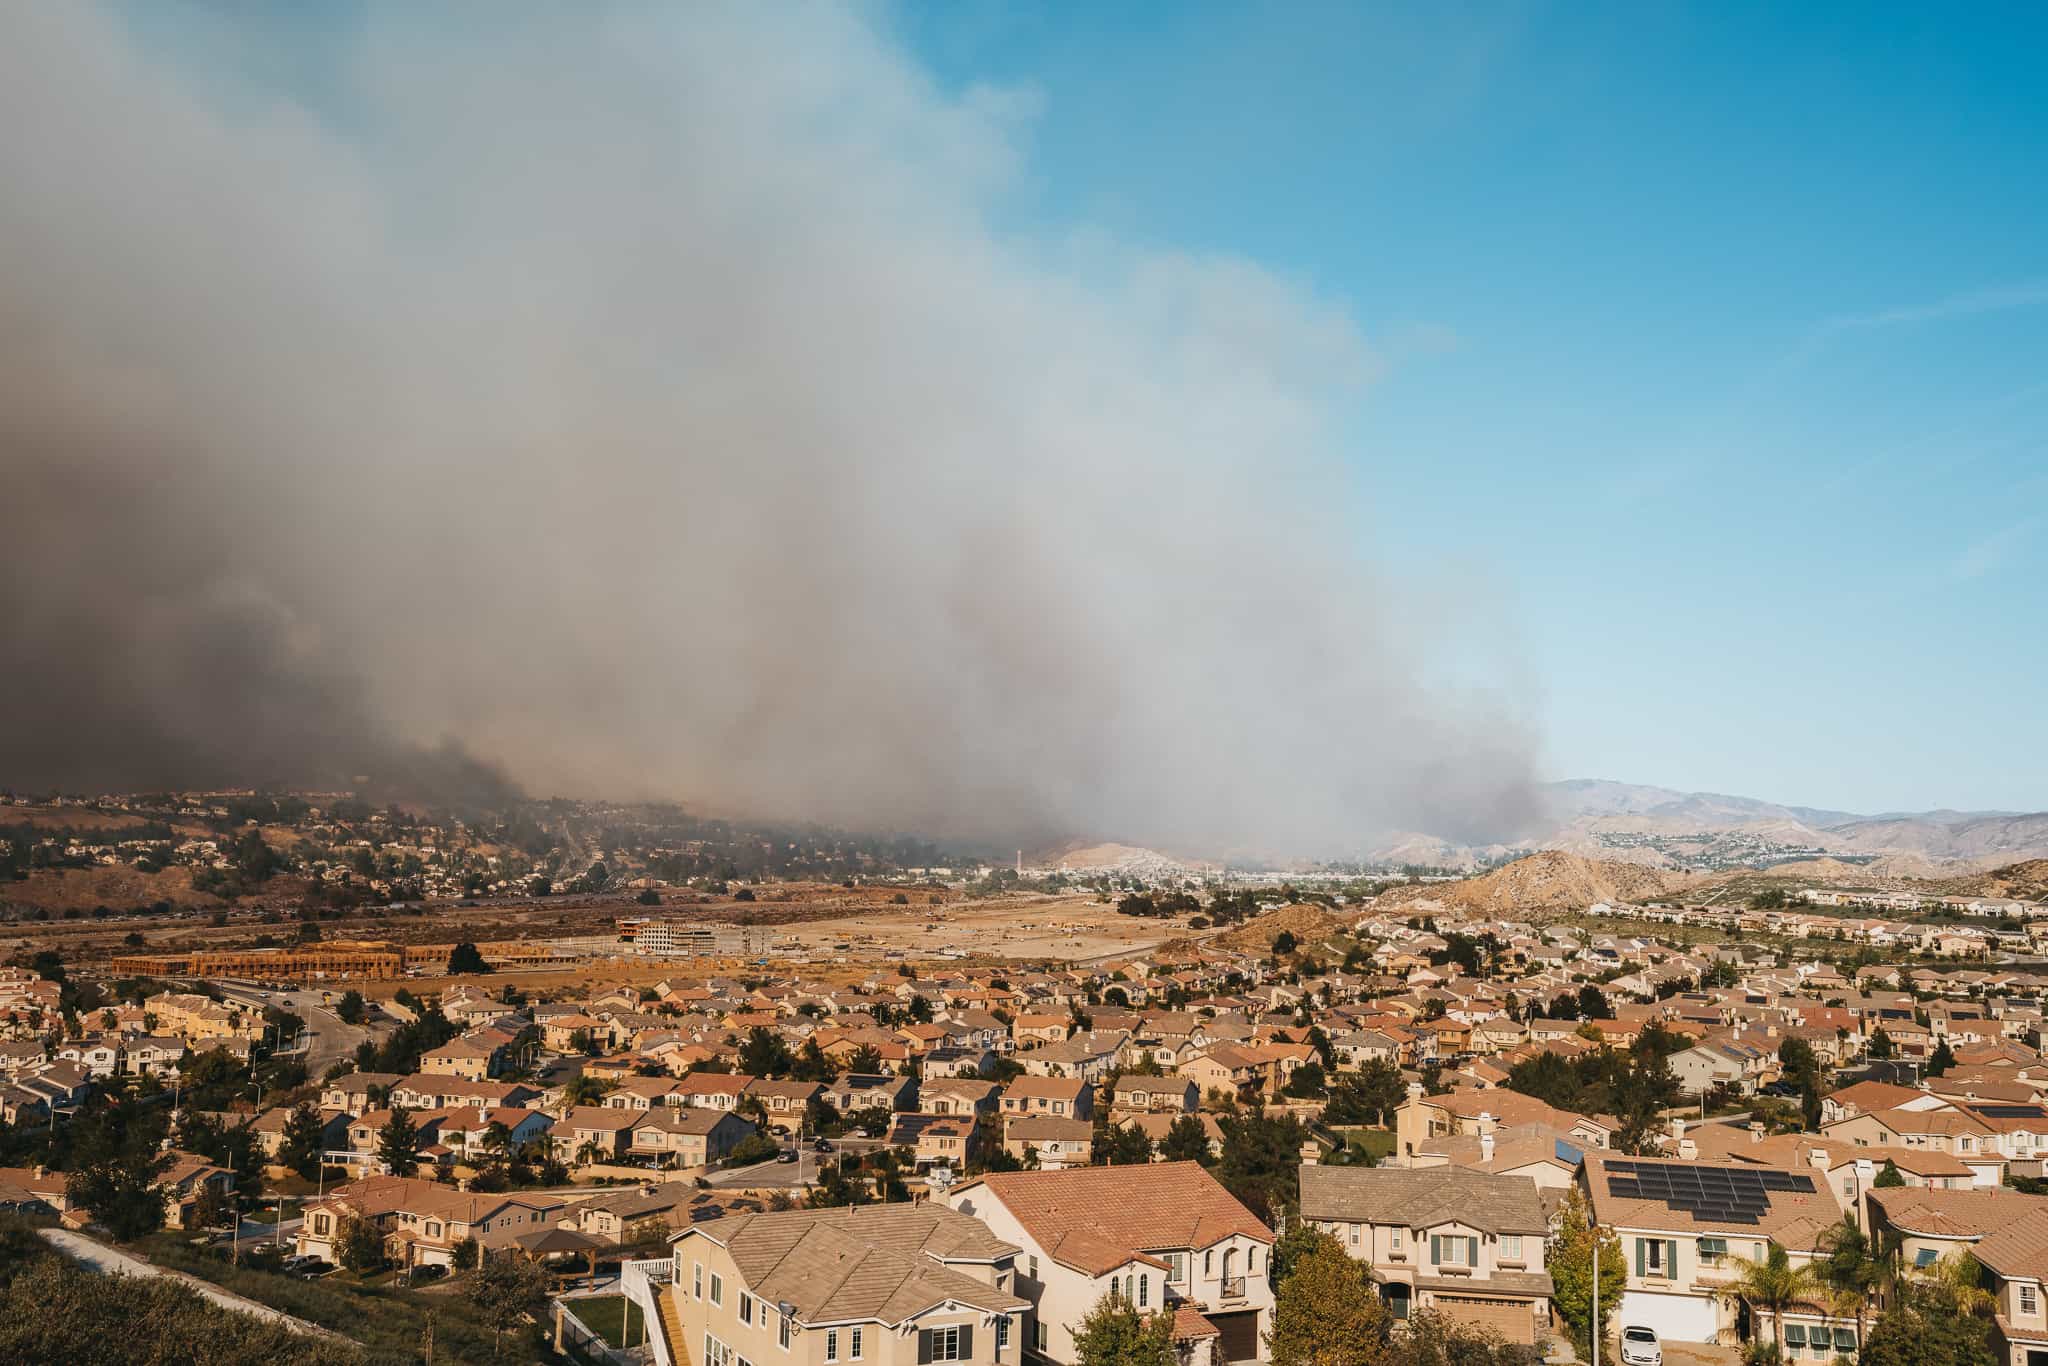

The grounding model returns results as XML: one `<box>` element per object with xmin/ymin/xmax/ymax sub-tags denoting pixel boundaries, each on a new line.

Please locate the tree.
<box><xmin>1271</xmin><ymin>930</ymin><xmax>1298</xmax><ymax>956</ymax></box>
<box><xmin>1920</xmin><ymin>1251</ymin><xmax>1996</xmax><ymax>1317</ymax></box>
<box><xmin>277</xmin><ymin>1103</ymin><xmax>328</xmax><ymax>1181</ymax></box>
<box><xmin>724</xmin><ymin>1132</ymin><xmax>782</xmax><ymax>1167</ymax></box>
<box><xmin>1323</xmin><ymin>1059</ymin><xmax>1404</xmax><ymax>1127</ymax></box>
<box><xmin>446</xmin><ymin>943</ymin><xmax>492</xmax><ymax>975</ymax></box>
<box><xmin>65</xmin><ymin>1152</ymin><xmax>169</xmax><ymax>1242</ymax></box>
<box><xmin>1266</xmin><ymin>1232</ymin><xmax>1392</xmax><ymax>1366</ymax></box>
<box><xmin>1873</xmin><ymin>1159</ymin><xmax>1906</xmax><ymax>1188</ymax></box>
<box><xmin>1717</xmin><ymin>1242</ymin><xmax>1816</xmax><ymax>1360</ymax></box>
<box><xmin>1928</xmin><ymin>1039</ymin><xmax>1957</xmax><ymax>1077</ymax></box>
<box><xmin>1867</xmin><ymin>1025</ymin><xmax>1895</xmax><ymax>1060</ymax></box>
<box><xmin>377</xmin><ymin>1106</ymin><xmax>420</xmax><ymax>1176</ymax></box>
<box><xmin>1159</xmin><ymin>1114</ymin><xmax>1215</xmax><ymax>1165</ymax></box>
<box><xmin>1281</xmin><ymin>1061</ymin><xmax>1326</xmax><ymax>1099</ymax></box>
<box><xmin>1576</xmin><ymin>985</ymin><xmax>1613</xmax><ymax>1020</ymax></box>
<box><xmin>452</xmin><ymin>1236</ymin><xmax>480</xmax><ymax>1270</ymax></box>
<box><xmin>1215</xmin><ymin>1112</ymin><xmax>1308</xmax><ymax>1225</ymax></box>
<box><xmin>468</xmin><ymin>1251</ymin><xmax>549</xmax><ymax>1358</ymax></box>
<box><xmin>1401</xmin><ymin>1309</ymin><xmax>1529</xmax><ymax>1366</ymax></box>
<box><xmin>335</xmin><ymin>990</ymin><xmax>366</xmax><ymax>1025</ymax></box>
<box><xmin>1863</xmin><ymin>1297</ymin><xmax>1996</xmax><ymax>1366</ymax></box>
<box><xmin>336</xmin><ymin>1212</ymin><xmax>386</xmax><ymax>1273</ymax></box>
<box><xmin>562</xmin><ymin>1072</ymin><xmax>613</xmax><ymax>1109</ymax></box>
<box><xmin>1093</xmin><ymin>1122</ymin><xmax>1153</xmax><ymax>1167</ymax></box>
<box><xmin>1547</xmin><ymin>1185</ymin><xmax>1623</xmax><ymax>1358</ymax></box>
<box><xmin>1072</xmin><ymin>1290</ymin><xmax>1176</xmax><ymax>1366</ymax></box>
<box><xmin>1814</xmin><ymin>1218</ymin><xmax>1882</xmax><ymax>1352</ymax></box>
<box><xmin>739</xmin><ymin>1026</ymin><xmax>793</xmax><ymax>1078</ymax></box>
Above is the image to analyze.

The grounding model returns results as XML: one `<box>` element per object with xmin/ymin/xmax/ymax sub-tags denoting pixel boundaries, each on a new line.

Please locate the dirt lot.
<box><xmin>771</xmin><ymin>892</ymin><xmax>1188</xmax><ymax>964</ymax></box>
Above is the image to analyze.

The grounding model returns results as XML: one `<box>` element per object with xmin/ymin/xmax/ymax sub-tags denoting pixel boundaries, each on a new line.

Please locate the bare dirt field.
<box><xmin>770</xmin><ymin>892</ymin><xmax>1187</xmax><ymax>965</ymax></box>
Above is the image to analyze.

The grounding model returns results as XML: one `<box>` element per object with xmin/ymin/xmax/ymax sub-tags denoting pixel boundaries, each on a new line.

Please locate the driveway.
<box><xmin>40</xmin><ymin>1227</ymin><xmax>335</xmax><ymax>1339</ymax></box>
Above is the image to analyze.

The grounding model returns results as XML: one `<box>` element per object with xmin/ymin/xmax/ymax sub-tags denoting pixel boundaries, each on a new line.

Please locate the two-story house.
<box><xmin>1297</xmin><ymin>1164</ymin><xmax>1552</xmax><ymax>1346</ymax></box>
<box><xmin>1868</xmin><ymin>1186</ymin><xmax>2048</xmax><ymax>1366</ymax></box>
<box><xmin>665</xmin><ymin>1205</ymin><xmax>1029</xmax><ymax>1366</ymax></box>
<box><xmin>1582</xmin><ymin>1153</ymin><xmax>1844</xmax><ymax>1349</ymax></box>
<box><xmin>945</xmin><ymin>1161</ymin><xmax>1274</xmax><ymax>1366</ymax></box>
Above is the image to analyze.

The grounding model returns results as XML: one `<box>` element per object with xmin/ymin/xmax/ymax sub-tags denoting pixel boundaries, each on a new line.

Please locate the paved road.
<box><xmin>217</xmin><ymin>984</ymin><xmax>376</xmax><ymax>1075</ymax></box>
<box><xmin>40</xmin><ymin>1227</ymin><xmax>336</xmax><ymax>1339</ymax></box>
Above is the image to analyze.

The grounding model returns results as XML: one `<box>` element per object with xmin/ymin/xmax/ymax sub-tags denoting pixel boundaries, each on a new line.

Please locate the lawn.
<box><xmin>569</xmin><ymin>1294</ymin><xmax>646</xmax><ymax>1349</ymax></box>
<box><xmin>1327</xmin><ymin>1126</ymin><xmax>1396</xmax><ymax>1162</ymax></box>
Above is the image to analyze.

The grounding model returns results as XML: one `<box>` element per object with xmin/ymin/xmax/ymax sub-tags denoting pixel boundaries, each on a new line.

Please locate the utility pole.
<box><xmin>1590</xmin><ymin>1206</ymin><xmax>1600</xmax><ymax>1366</ymax></box>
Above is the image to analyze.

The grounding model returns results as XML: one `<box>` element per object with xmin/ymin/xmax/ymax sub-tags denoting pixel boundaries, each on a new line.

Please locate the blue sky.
<box><xmin>898</xmin><ymin>1</ymin><xmax>2048</xmax><ymax>814</ymax></box>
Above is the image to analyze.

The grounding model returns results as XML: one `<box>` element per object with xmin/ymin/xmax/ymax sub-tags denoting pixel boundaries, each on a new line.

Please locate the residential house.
<box><xmin>1297</xmin><ymin>1164</ymin><xmax>1552</xmax><ymax>1345</ymax></box>
<box><xmin>946</xmin><ymin>1162</ymin><xmax>1275</xmax><ymax>1366</ymax></box>
<box><xmin>665</xmin><ymin>1205</ymin><xmax>1029</xmax><ymax>1366</ymax></box>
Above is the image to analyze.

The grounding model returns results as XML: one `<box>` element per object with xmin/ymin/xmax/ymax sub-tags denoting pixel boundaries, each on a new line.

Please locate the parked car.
<box><xmin>776</xmin><ymin>1148</ymin><xmax>799</xmax><ymax>1163</ymax></box>
<box><xmin>1619</xmin><ymin>1326</ymin><xmax>1661</xmax><ymax>1366</ymax></box>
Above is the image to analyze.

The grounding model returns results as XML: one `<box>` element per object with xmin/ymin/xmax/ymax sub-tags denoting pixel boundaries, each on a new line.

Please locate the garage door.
<box><xmin>1434</xmin><ymin>1295</ymin><xmax>1535</xmax><ymax>1345</ymax></box>
<box><xmin>1208</xmin><ymin>1310</ymin><xmax>1261</xmax><ymax>1364</ymax></box>
<box><xmin>1619</xmin><ymin>1290</ymin><xmax>1719</xmax><ymax>1344</ymax></box>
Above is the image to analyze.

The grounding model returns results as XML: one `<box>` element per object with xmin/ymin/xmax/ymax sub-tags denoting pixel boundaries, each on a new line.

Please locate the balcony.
<box><xmin>1219</xmin><ymin>1276</ymin><xmax>1247</xmax><ymax>1301</ymax></box>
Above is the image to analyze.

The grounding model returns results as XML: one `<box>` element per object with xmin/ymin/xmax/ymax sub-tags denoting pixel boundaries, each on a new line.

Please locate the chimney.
<box><xmin>1748</xmin><ymin>1121</ymin><xmax>1764</xmax><ymax>1144</ymax></box>
<box><xmin>1406</xmin><ymin>1082</ymin><xmax>1424</xmax><ymax>1102</ymax></box>
<box><xmin>1809</xmin><ymin>1147</ymin><xmax>1831</xmax><ymax>1171</ymax></box>
<box><xmin>1668</xmin><ymin>1117</ymin><xmax>1686</xmax><ymax>1143</ymax></box>
<box><xmin>1479</xmin><ymin>1132</ymin><xmax>1495</xmax><ymax>1164</ymax></box>
<box><xmin>1677</xmin><ymin>1138</ymin><xmax>1697</xmax><ymax>1161</ymax></box>
<box><xmin>1299</xmin><ymin>1141</ymin><xmax>1321</xmax><ymax>1168</ymax></box>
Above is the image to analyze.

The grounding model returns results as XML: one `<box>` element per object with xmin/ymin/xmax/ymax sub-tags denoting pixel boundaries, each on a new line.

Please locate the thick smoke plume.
<box><xmin>0</xmin><ymin>4</ymin><xmax>1538</xmax><ymax>852</ymax></box>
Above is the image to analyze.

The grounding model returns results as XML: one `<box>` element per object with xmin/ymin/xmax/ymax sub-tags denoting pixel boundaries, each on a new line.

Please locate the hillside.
<box><xmin>1211</xmin><ymin>902</ymin><xmax>1349</xmax><ymax>953</ymax></box>
<box><xmin>1932</xmin><ymin>859</ymin><xmax>2048</xmax><ymax>902</ymax></box>
<box><xmin>1372</xmin><ymin>850</ymin><xmax>1692</xmax><ymax>916</ymax></box>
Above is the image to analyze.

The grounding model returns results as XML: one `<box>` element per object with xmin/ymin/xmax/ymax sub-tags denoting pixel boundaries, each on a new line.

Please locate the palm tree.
<box><xmin>1718</xmin><ymin>1242</ymin><xmax>1819</xmax><ymax>1359</ymax></box>
<box><xmin>1920</xmin><ymin>1251</ymin><xmax>1995</xmax><ymax>1316</ymax></box>
<box><xmin>1814</xmin><ymin>1218</ymin><xmax>1881</xmax><ymax>1350</ymax></box>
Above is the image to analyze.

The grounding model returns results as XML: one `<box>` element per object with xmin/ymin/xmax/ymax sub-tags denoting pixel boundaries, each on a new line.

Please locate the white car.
<box><xmin>1619</xmin><ymin>1326</ymin><xmax>1661</xmax><ymax>1366</ymax></box>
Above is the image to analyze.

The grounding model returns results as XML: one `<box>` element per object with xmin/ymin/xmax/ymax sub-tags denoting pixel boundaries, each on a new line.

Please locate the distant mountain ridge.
<box><xmin>1368</xmin><ymin>779</ymin><xmax>2048</xmax><ymax>871</ymax></box>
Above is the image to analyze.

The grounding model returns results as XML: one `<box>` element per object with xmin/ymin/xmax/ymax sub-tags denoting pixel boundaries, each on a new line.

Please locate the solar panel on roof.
<box><xmin>1602</xmin><ymin>1159</ymin><xmax>1800</xmax><ymax>1223</ymax></box>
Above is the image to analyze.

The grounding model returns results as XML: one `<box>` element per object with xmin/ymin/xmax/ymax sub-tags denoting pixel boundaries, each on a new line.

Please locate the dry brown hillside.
<box><xmin>1933</xmin><ymin>859</ymin><xmax>2048</xmax><ymax>902</ymax></box>
<box><xmin>1372</xmin><ymin>850</ymin><xmax>1692</xmax><ymax>916</ymax></box>
<box><xmin>1211</xmin><ymin>902</ymin><xmax>1348</xmax><ymax>953</ymax></box>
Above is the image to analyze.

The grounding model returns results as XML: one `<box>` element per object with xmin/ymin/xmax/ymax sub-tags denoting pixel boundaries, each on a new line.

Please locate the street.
<box><xmin>214</xmin><ymin>983</ymin><xmax>381</xmax><ymax>1075</ymax></box>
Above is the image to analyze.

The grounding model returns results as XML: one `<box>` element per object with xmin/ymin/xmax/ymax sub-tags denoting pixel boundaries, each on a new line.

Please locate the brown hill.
<box><xmin>1212</xmin><ymin>902</ymin><xmax>1348</xmax><ymax>953</ymax></box>
<box><xmin>1373</xmin><ymin>850</ymin><xmax>1691</xmax><ymax>916</ymax></box>
<box><xmin>1933</xmin><ymin>859</ymin><xmax>2048</xmax><ymax>902</ymax></box>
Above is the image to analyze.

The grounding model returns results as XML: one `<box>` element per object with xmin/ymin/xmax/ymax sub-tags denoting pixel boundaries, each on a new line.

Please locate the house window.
<box><xmin>705</xmin><ymin>1336</ymin><xmax>735</xmax><ymax>1366</ymax></box>
<box><xmin>996</xmin><ymin>1316</ymin><xmax>1011</xmax><ymax>1351</ymax></box>
<box><xmin>1501</xmin><ymin>1235</ymin><xmax>1522</xmax><ymax>1261</ymax></box>
<box><xmin>1697</xmin><ymin>1238</ymin><xmax>1728</xmax><ymax>1266</ymax></box>
<box><xmin>2023</xmin><ymin>1284</ymin><xmax>2040</xmax><ymax>1316</ymax></box>
<box><xmin>315</xmin><ymin>1215</ymin><xmax>330</xmax><ymax>1235</ymax></box>
<box><xmin>1165</xmin><ymin>1252</ymin><xmax>1187</xmax><ymax>1284</ymax></box>
<box><xmin>1430</xmin><ymin>1235</ymin><xmax>1473</xmax><ymax>1268</ymax></box>
<box><xmin>741</xmin><ymin>1293</ymin><xmax>754</xmax><ymax>1325</ymax></box>
<box><xmin>1136</xmin><ymin>1275</ymin><xmax>1147</xmax><ymax>1307</ymax></box>
<box><xmin>711</xmin><ymin>1273</ymin><xmax>724</xmax><ymax>1306</ymax></box>
<box><xmin>1204</xmin><ymin>1250</ymin><xmax>1213</xmax><ymax>1275</ymax></box>
<box><xmin>694</xmin><ymin>1264</ymin><xmax>704</xmax><ymax>1299</ymax></box>
<box><xmin>923</xmin><ymin>1326</ymin><xmax>968</xmax><ymax>1362</ymax></box>
<box><xmin>851</xmin><ymin>1328</ymin><xmax>865</xmax><ymax>1360</ymax></box>
<box><xmin>1391</xmin><ymin>1228</ymin><xmax>1404</xmax><ymax>1257</ymax></box>
<box><xmin>779</xmin><ymin>1314</ymin><xmax>791</xmax><ymax>1350</ymax></box>
<box><xmin>1033</xmin><ymin>1323</ymin><xmax>1048</xmax><ymax>1353</ymax></box>
<box><xmin>826</xmin><ymin>1331</ymin><xmax>839</xmax><ymax>1361</ymax></box>
<box><xmin>1029</xmin><ymin>1256</ymin><xmax>1038</xmax><ymax>1281</ymax></box>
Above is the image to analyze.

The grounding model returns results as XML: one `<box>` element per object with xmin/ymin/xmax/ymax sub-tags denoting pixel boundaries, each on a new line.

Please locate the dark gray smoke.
<box><xmin>0</xmin><ymin>3</ymin><xmax>1540</xmax><ymax>851</ymax></box>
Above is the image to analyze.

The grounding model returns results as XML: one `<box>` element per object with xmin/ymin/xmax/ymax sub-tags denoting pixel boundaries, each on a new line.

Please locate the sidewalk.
<box><xmin>39</xmin><ymin>1227</ymin><xmax>337</xmax><ymax>1339</ymax></box>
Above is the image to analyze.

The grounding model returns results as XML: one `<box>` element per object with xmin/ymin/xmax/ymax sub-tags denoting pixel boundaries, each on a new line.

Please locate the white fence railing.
<box><xmin>620</xmin><ymin>1257</ymin><xmax>676</xmax><ymax>1366</ymax></box>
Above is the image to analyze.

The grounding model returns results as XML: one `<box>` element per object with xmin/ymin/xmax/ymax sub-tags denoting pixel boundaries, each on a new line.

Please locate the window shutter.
<box><xmin>918</xmin><ymin>1331</ymin><xmax>932</xmax><ymax>1365</ymax></box>
<box><xmin>1431</xmin><ymin>1235</ymin><xmax>1442</xmax><ymax>1264</ymax></box>
<box><xmin>1635</xmin><ymin>1238</ymin><xmax>1646</xmax><ymax>1277</ymax></box>
<box><xmin>959</xmin><ymin>1326</ymin><xmax>973</xmax><ymax>1359</ymax></box>
<box><xmin>1667</xmin><ymin>1241</ymin><xmax>1678</xmax><ymax>1275</ymax></box>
